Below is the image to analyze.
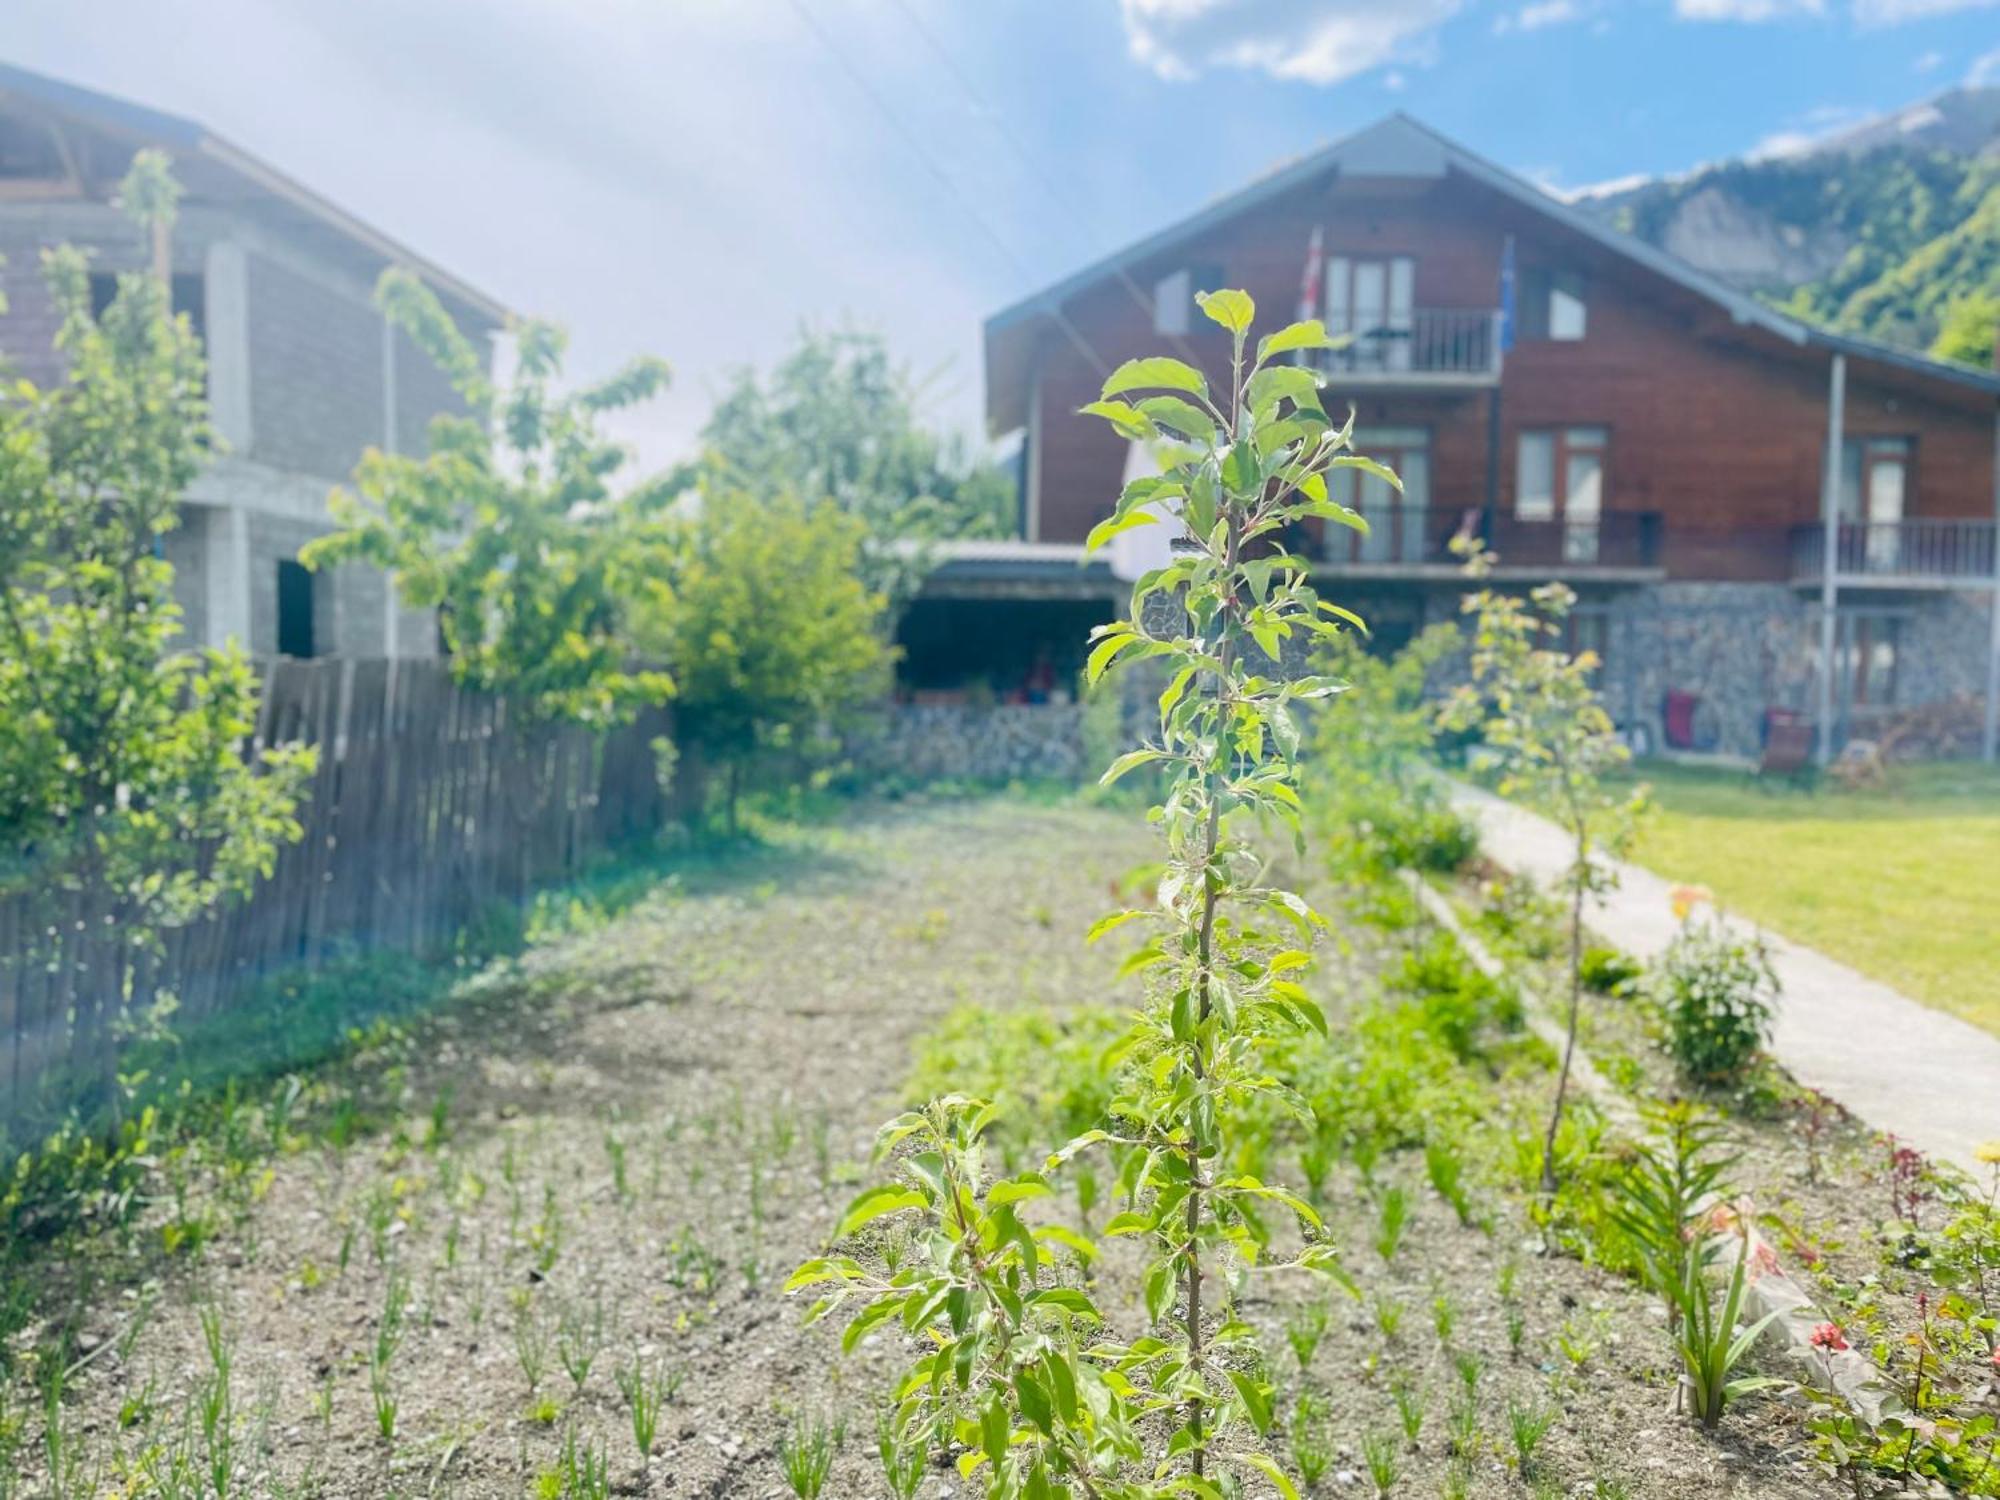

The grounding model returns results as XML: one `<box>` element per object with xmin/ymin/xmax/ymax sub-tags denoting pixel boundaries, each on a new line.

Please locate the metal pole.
<box><xmin>1984</xmin><ymin>406</ymin><xmax>2000</xmax><ymax>763</ymax></box>
<box><xmin>1815</xmin><ymin>353</ymin><xmax>1846</xmax><ymax>766</ymax></box>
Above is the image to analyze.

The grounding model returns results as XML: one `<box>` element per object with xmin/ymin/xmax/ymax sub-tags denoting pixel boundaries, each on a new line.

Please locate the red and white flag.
<box><xmin>1296</xmin><ymin>224</ymin><xmax>1325</xmax><ymax>323</ymax></box>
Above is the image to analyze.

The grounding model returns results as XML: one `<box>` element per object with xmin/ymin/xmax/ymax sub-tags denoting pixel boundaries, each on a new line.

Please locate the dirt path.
<box><xmin>30</xmin><ymin>797</ymin><xmax>1150</xmax><ymax>1498</ymax></box>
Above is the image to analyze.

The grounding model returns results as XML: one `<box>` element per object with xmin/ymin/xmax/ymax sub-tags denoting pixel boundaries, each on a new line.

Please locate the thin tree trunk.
<box><xmin>1541</xmin><ymin>868</ymin><xmax>1587</xmax><ymax>1198</ymax></box>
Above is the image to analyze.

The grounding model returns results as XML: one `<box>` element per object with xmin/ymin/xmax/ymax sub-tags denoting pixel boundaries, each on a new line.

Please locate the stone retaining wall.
<box><xmin>853</xmin><ymin>702</ymin><xmax>1092</xmax><ymax>783</ymax></box>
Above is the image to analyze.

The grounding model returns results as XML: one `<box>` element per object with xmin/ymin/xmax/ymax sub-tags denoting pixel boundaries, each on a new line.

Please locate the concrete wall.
<box><xmin>0</xmin><ymin>197</ymin><xmax>483</xmax><ymax>660</ymax></box>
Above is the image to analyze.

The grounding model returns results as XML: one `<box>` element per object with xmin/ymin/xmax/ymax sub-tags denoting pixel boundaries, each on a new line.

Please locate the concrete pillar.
<box><xmin>1815</xmin><ymin>353</ymin><xmax>1845</xmax><ymax>766</ymax></box>
<box><xmin>204</xmin><ymin>242</ymin><xmax>254</xmax><ymax>454</ymax></box>
<box><xmin>206</xmin><ymin>504</ymin><xmax>253</xmax><ymax>650</ymax></box>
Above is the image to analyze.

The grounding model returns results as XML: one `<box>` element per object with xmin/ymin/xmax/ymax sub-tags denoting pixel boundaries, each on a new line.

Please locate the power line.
<box><xmin>881</xmin><ymin>0</ymin><xmax>1206</xmax><ymax>370</ymax></box>
<box><xmin>777</xmin><ymin>0</ymin><xmax>1113</xmax><ymax>382</ymax></box>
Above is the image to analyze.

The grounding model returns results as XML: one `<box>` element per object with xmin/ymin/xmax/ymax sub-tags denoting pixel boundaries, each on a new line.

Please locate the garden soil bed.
<box><xmin>7</xmin><ymin>796</ymin><xmax>1887</xmax><ymax>1497</ymax></box>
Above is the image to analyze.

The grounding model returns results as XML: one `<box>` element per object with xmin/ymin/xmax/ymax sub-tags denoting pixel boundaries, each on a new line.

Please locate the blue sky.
<box><xmin>9</xmin><ymin>0</ymin><xmax>1999</xmax><ymax>463</ymax></box>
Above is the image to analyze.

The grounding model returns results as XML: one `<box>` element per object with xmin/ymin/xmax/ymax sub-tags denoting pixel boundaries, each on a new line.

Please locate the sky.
<box><xmin>9</xmin><ymin>0</ymin><xmax>2000</xmax><ymax>468</ymax></box>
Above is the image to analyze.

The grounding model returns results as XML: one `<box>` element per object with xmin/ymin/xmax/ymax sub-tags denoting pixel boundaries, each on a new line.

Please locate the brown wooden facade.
<box><xmin>986</xmin><ymin>116</ymin><xmax>2000</xmax><ymax>591</ymax></box>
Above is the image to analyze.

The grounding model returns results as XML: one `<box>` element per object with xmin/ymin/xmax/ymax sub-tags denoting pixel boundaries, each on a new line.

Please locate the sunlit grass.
<box><xmin>1618</xmin><ymin>760</ymin><xmax>2000</xmax><ymax>1037</ymax></box>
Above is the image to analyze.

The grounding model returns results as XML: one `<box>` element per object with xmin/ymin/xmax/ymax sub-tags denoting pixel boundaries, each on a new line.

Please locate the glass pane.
<box><xmin>1153</xmin><ymin>269</ymin><xmax>1191</xmax><ymax>337</ymax></box>
<box><xmin>1398</xmin><ymin>452</ymin><xmax>1430</xmax><ymax>564</ymax></box>
<box><xmin>1565</xmin><ymin>426</ymin><xmax>1607</xmax><ymax>449</ymax></box>
<box><xmin>1353</xmin><ymin>262</ymin><xmax>1386</xmax><ymax>327</ymax></box>
<box><xmin>1867</xmin><ymin>456</ymin><xmax>1905</xmax><ymax>525</ymax></box>
<box><xmin>1516</xmin><ymin>433</ymin><xmax>1555</xmax><ymax>520</ymax></box>
<box><xmin>1549</xmin><ymin>277</ymin><xmax>1587</xmax><ymax>340</ymax></box>
<box><xmin>1838</xmin><ymin>439</ymin><xmax>1864</xmax><ymax>522</ymax></box>
<box><xmin>1565</xmin><ymin>452</ymin><xmax>1603</xmax><ymax>521</ymax></box>
<box><xmin>1399</xmin><ymin>451</ymin><xmax>1431</xmax><ymax>510</ymax></box>
<box><xmin>1324</xmin><ymin>257</ymin><xmax>1349</xmax><ymax>329</ymax></box>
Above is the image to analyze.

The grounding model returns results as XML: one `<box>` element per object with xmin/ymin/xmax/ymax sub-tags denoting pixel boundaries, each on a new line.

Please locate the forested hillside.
<box><xmin>1581</xmin><ymin>86</ymin><xmax>2000</xmax><ymax>367</ymax></box>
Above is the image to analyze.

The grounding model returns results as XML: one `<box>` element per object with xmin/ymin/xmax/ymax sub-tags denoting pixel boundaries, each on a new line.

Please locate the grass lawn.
<box><xmin>1617</xmin><ymin>758</ymin><xmax>2000</xmax><ymax>1036</ymax></box>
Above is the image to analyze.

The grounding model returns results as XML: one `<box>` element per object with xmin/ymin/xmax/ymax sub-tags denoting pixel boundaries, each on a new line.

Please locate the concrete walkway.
<box><xmin>1448</xmin><ymin>781</ymin><xmax>2000</xmax><ymax>1176</ymax></box>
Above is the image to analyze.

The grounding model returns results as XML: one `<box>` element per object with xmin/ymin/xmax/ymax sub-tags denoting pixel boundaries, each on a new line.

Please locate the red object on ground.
<box><xmin>1663</xmin><ymin>690</ymin><xmax>1698</xmax><ymax>750</ymax></box>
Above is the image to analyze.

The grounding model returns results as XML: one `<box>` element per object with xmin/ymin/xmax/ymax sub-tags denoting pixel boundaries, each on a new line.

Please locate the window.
<box><xmin>276</xmin><ymin>559</ymin><xmax>316</xmax><ymax>659</ymax></box>
<box><xmin>1520</xmin><ymin>269</ymin><xmax>1587</xmax><ymax>342</ymax></box>
<box><xmin>1825</xmin><ymin>610</ymin><xmax>1901</xmax><ymax>713</ymax></box>
<box><xmin>1548</xmin><ymin>271</ymin><xmax>1587</xmax><ymax>340</ymax></box>
<box><xmin>1152</xmin><ymin>262</ymin><xmax>1224</xmax><ymax>337</ymax></box>
<box><xmin>1517</xmin><ymin>426</ymin><xmax>1608</xmax><ymax>560</ymax></box>
<box><xmin>1326</xmin><ymin>255</ymin><xmax>1416</xmax><ymax>370</ymax></box>
<box><xmin>1326</xmin><ymin>426</ymin><xmax>1430</xmax><ymax>563</ymax></box>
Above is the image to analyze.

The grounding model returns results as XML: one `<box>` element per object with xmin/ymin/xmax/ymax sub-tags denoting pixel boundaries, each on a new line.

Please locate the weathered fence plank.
<box><xmin>0</xmin><ymin>657</ymin><xmax>671</xmax><ymax>1139</ymax></box>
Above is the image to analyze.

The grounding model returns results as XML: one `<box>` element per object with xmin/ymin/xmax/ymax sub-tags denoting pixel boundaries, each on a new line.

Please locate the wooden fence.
<box><xmin>0</xmin><ymin>657</ymin><xmax>673</xmax><ymax>1139</ymax></box>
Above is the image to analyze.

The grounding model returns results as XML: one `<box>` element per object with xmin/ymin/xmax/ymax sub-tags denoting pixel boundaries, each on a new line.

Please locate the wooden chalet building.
<box><xmin>963</xmin><ymin>114</ymin><xmax>2000</xmax><ymax>761</ymax></box>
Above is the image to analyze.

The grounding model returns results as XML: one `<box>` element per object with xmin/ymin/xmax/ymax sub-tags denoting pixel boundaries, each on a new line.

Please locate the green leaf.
<box><xmin>1143</xmin><ymin>1255</ymin><xmax>1178</xmax><ymax>1323</ymax></box>
<box><xmin>1227</xmin><ymin>1370</ymin><xmax>1275</xmax><ymax>1435</ymax></box>
<box><xmin>1101</xmin><ymin>356</ymin><xmax>1209</xmax><ymax>400</ymax></box>
<box><xmin>1219</xmin><ymin>441</ymin><xmax>1262</xmax><ymax>497</ymax></box>
<box><xmin>840</xmin><ymin>1294</ymin><xmax>905</xmax><ymax>1354</ymax></box>
<box><xmin>1195</xmin><ymin>287</ymin><xmax>1255</xmax><ymax>334</ymax></box>
<box><xmin>1235</xmin><ymin>1452</ymin><xmax>1302</xmax><ymax>1500</ymax></box>
<box><xmin>834</xmin><ymin>1184</ymin><xmax>925</xmax><ymax>1239</ymax></box>
<box><xmin>1100</xmin><ymin>748</ymin><xmax>1168</xmax><ymax>787</ymax></box>
<box><xmin>1329</xmin><ymin>453</ymin><xmax>1404</xmax><ymax>492</ymax></box>
<box><xmin>1256</xmin><ymin>318</ymin><xmax>1336</xmax><ymax>361</ymax></box>
<box><xmin>1086</xmin><ymin>909</ymin><xmax>1146</xmax><ymax>944</ymax></box>
<box><xmin>1084</xmin><ymin>508</ymin><xmax>1163</xmax><ymax>555</ymax></box>
<box><xmin>1245</xmin><ymin>365</ymin><xmax>1321</xmax><ymax>414</ymax></box>
<box><xmin>1084</xmin><ymin>628</ymin><xmax>1142</xmax><ymax>684</ymax></box>
<box><xmin>986</xmin><ymin>1176</ymin><xmax>1051</xmax><ymax>1207</ymax></box>
<box><xmin>1026</xmin><ymin>1287</ymin><xmax>1101</xmax><ymax>1320</ymax></box>
<box><xmin>1136</xmin><ymin>395</ymin><xmax>1219</xmax><ymax>441</ymax></box>
<box><xmin>1077</xmin><ymin>399</ymin><xmax>1154</xmax><ymax>440</ymax></box>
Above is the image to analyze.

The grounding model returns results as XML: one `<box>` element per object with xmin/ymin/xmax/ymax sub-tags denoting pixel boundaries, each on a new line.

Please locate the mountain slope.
<box><xmin>1577</xmin><ymin>87</ymin><xmax>2000</xmax><ymax>366</ymax></box>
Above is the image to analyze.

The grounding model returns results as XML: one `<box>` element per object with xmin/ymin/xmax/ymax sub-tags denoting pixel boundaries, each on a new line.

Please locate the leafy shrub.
<box><xmin>905</xmin><ymin>1004</ymin><xmax>1126</xmax><ymax>1169</ymax></box>
<box><xmin>1393</xmin><ymin>934</ymin><xmax>1524</xmax><ymax>1063</ymax></box>
<box><xmin>1653</xmin><ymin>917</ymin><xmax>1779</xmax><ymax>1085</ymax></box>
<box><xmin>1579</xmin><ymin>945</ymin><xmax>1643</xmax><ymax>997</ymax></box>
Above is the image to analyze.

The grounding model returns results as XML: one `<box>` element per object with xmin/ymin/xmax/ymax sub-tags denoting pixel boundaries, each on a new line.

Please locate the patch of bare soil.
<box><xmin>10</xmin><ymin>800</ymin><xmax>1878</xmax><ymax>1498</ymax></box>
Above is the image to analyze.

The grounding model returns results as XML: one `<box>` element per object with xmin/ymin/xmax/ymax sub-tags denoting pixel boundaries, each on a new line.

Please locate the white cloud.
<box><xmin>1912</xmin><ymin>47</ymin><xmax>1944</xmax><ymax>69</ymax></box>
<box><xmin>1494</xmin><ymin>0</ymin><xmax>1585</xmax><ymax>34</ymax></box>
<box><xmin>1673</xmin><ymin>0</ymin><xmax>1823</xmax><ymax>18</ymax></box>
<box><xmin>1971</xmin><ymin>44</ymin><xmax>2000</xmax><ymax>83</ymax></box>
<box><xmin>1118</xmin><ymin>0</ymin><xmax>1461</xmax><ymax>85</ymax></box>
<box><xmin>1853</xmin><ymin>0</ymin><xmax>1999</xmax><ymax>24</ymax></box>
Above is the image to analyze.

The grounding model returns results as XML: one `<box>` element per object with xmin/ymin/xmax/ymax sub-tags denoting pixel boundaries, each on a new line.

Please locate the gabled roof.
<box><xmin>984</xmin><ymin>112</ymin><xmax>2000</xmax><ymax>433</ymax></box>
<box><xmin>0</xmin><ymin>61</ymin><xmax>509</xmax><ymax>327</ymax></box>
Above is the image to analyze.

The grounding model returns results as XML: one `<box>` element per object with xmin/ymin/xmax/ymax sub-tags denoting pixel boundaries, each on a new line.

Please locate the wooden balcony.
<box><xmin>1305</xmin><ymin>506</ymin><xmax>1663</xmax><ymax>579</ymax></box>
<box><xmin>1307</xmin><ymin>309</ymin><xmax>1502</xmax><ymax>389</ymax></box>
<box><xmin>1790</xmin><ymin>519</ymin><xmax>1999</xmax><ymax>590</ymax></box>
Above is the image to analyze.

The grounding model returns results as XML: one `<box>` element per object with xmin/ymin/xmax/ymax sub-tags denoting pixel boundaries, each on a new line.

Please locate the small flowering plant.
<box><xmin>1810</xmin><ymin>1322</ymin><xmax>1850</xmax><ymax>1353</ymax></box>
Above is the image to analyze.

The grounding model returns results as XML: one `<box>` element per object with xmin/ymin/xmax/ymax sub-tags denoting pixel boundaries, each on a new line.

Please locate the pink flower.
<box><xmin>1749</xmin><ymin>1243</ymin><xmax>1780</xmax><ymax>1280</ymax></box>
<box><xmin>1810</xmin><ymin>1323</ymin><xmax>1849</xmax><ymax>1352</ymax></box>
<box><xmin>1989</xmin><ymin>1348</ymin><xmax>1999</xmax><ymax>1372</ymax></box>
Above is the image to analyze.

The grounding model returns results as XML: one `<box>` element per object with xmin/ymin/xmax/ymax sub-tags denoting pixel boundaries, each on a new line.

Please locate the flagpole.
<box><xmin>1484</xmin><ymin>235</ymin><xmax>1517</xmax><ymax>550</ymax></box>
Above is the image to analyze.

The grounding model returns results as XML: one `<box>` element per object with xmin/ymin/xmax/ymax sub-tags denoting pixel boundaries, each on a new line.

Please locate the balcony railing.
<box><xmin>1790</xmin><ymin>519</ymin><xmax>1999</xmax><ymax>586</ymax></box>
<box><xmin>1307</xmin><ymin>505</ymin><xmax>1663</xmax><ymax>573</ymax></box>
<box><xmin>1308</xmin><ymin>309</ymin><xmax>1501</xmax><ymax>383</ymax></box>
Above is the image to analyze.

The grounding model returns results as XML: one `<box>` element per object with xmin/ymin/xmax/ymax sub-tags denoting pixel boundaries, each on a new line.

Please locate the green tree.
<box><xmin>1442</xmin><ymin>552</ymin><xmax>1643</xmax><ymax>1195</ymax></box>
<box><xmin>793</xmin><ymin>290</ymin><xmax>1364</xmax><ymax>1493</ymax></box>
<box><xmin>1933</xmin><ymin>291</ymin><xmax>2000</xmax><ymax>367</ymax></box>
<box><xmin>302</xmin><ymin>272</ymin><xmax>675</xmax><ymax>726</ymax></box>
<box><xmin>1309</xmin><ymin>622</ymin><xmax>1470</xmax><ymax>878</ymax></box>
<box><xmin>0</xmin><ymin>151</ymin><xmax>313</xmax><ymax>1071</ymax></box>
<box><xmin>698</xmin><ymin>328</ymin><xmax>1012</xmax><ymax>613</ymax></box>
<box><xmin>643</xmin><ymin>484</ymin><xmax>889</xmax><ymax>832</ymax></box>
